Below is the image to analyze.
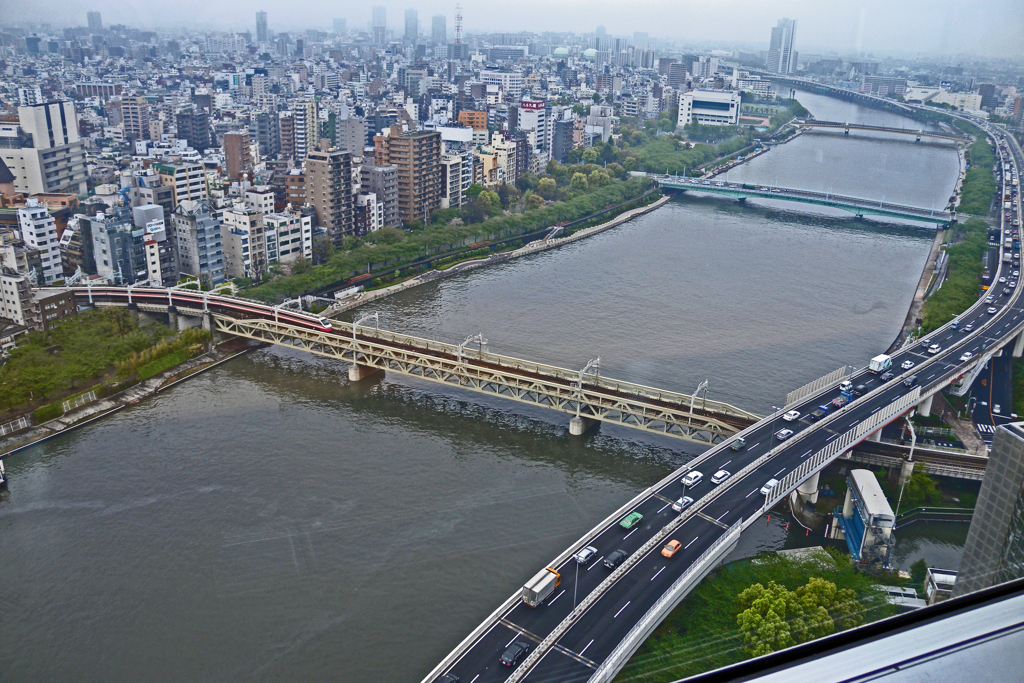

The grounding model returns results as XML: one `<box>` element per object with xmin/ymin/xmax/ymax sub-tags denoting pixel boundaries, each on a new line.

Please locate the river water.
<box><xmin>0</xmin><ymin>92</ymin><xmax>962</xmax><ymax>682</ymax></box>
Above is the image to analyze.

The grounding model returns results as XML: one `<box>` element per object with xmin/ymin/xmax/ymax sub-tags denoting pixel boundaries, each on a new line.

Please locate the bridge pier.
<box><xmin>867</xmin><ymin>428</ymin><xmax>883</xmax><ymax>442</ymax></box>
<box><xmin>167</xmin><ymin>306</ymin><xmax>178</xmax><ymax>332</ymax></box>
<box><xmin>569</xmin><ymin>416</ymin><xmax>598</xmax><ymax>436</ymax></box>
<box><xmin>796</xmin><ymin>470</ymin><xmax>821</xmax><ymax>505</ymax></box>
<box><xmin>917</xmin><ymin>394</ymin><xmax>934</xmax><ymax>417</ymax></box>
<box><xmin>1013</xmin><ymin>331</ymin><xmax>1024</xmax><ymax>358</ymax></box>
<box><xmin>348</xmin><ymin>363</ymin><xmax>383</xmax><ymax>382</ymax></box>
<box><xmin>899</xmin><ymin>458</ymin><xmax>916</xmax><ymax>485</ymax></box>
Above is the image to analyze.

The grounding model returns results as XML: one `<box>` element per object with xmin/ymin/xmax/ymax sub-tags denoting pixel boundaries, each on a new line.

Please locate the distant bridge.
<box><xmin>753</xmin><ymin>72</ymin><xmax>917</xmax><ymax>115</ymax></box>
<box><xmin>651</xmin><ymin>175</ymin><xmax>954</xmax><ymax>225</ymax></box>
<box><xmin>794</xmin><ymin>119</ymin><xmax>971</xmax><ymax>142</ymax></box>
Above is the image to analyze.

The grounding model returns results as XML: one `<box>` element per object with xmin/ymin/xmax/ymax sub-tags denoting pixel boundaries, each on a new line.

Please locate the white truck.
<box><xmin>521</xmin><ymin>567</ymin><xmax>562</xmax><ymax>607</ymax></box>
<box><xmin>869</xmin><ymin>354</ymin><xmax>892</xmax><ymax>374</ymax></box>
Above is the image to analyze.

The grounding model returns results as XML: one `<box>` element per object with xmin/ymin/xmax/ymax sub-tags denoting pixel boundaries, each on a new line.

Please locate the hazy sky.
<box><xmin>9</xmin><ymin>0</ymin><xmax>1024</xmax><ymax>57</ymax></box>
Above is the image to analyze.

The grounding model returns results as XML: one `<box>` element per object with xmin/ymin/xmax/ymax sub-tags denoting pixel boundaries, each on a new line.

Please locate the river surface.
<box><xmin>0</xmin><ymin>93</ymin><xmax>963</xmax><ymax>682</ymax></box>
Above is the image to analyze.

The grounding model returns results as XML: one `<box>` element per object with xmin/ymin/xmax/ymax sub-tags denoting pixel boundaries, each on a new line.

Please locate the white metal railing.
<box><xmin>61</xmin><ymin>390</ymin><xmax>96</xmax><ymax>414</ymax></box>
<box><xmin>0</xmin><ymin>416</ymin><xmax>31</xmax><ymax>436</ymax></box>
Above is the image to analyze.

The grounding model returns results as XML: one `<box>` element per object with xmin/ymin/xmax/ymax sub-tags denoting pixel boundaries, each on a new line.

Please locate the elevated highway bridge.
<box><xmin>793</xmin><ymin>119</ymin><xmax>972</xmax><ymax>142</ymax></box>
<box><xmin>652</xmin><ymin>175</ymin><xmax>954</xmax><ymax>225</ymax></box>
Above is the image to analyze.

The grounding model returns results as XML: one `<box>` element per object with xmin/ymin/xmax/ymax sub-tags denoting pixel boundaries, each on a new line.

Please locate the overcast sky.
<box><xmin>9</xmin><ymin>0</ymin><xmax>1024</xmax><ymax>58</ymax></box>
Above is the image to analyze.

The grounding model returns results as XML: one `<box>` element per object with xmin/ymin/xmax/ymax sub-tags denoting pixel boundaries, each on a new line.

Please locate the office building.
<box><xmin>305</xmin><ymin>142</ymin><xmax>354</xmax><ymax>242</ymax></box>
<box><xmin>154</xmin><ymin>162</ymin><xmax>209</xmax><ymax>205</ymax></box>
<box><xmin>82</xmin><ymin>209</ymin><xmax>145</xmax><ymax>284</ymax></box>
<box><xmin>480</xmin><ymin>70</ymin><xmax>523</xmax><ymax>99</ymax></box>
<box><xmin>172</xmin><ymin>199</ymin><xmax>225</xmax><ymax>286</ymax></box>
<box><xmin>372</xmin><ymin>6</ymin><xmax>387</xmax><ymax>45</ymax></box>
<box><xmin>18</xmin><ymin>86</ymin><xmax>43</xmax><ymax>107</ymax></box>
<box><xmin>954</xmin><ymin>423</ymin><xmax>1024</xmax><ymax>597</ymax></box>
<box><xmin>517</xmin><ymin>100</ymin><xmax>550</xmax><ymax>152</ymax></box>
<box><xmin>132</xmin><ymin>204</ymin><xmax>177</xmax><ymax>287</ymax></box>
<box><xmin>245</xmin><ymin>187</ymin><xmax>276</xmax><ymax>216</ymax></box>
<box><xmin>677</xmin><ymin>90</ymin><xmax>741</xmax><ymax>127</ymax></box>
<box><xmin>256</xmin><ymin>11</ymin><xmax>268</xmax><ymax>43</ymax></box>
<box><xmin>860</xmin><ymin>76</ymin><xmax>908</xmax><ymax>97</ymax></box>
<box><xmin>979</xmin><ymin>84</ymin><xmax>999</xmax><ymax>110</ymax></box>
<box><xmin>120</xmin><ymin>96</ymin><xmax>150</xmax><ymax>141</ymax></box>
<box><xmin>223</xmin><ymin>130</ymin><xmax>253</xmax><ymax>181</ymax></box>
<box><xmin>222</xmin><ymin>209</ymin><xmax>267</xmax><ymax>281</ymax></box>
<box><xmin>360</xmin><ymin>161</ymin><xmax>399</xmax><ymax>228</ymax></box>
<box><xmin>333</xmin><ymin>116</ymin><xmax>366</xmax><ymax>154</ymax></box>
<box><xmin>405</xmin><ymin>9</ymin><xmax>419</xmax><ymax>44</ymax></box>
<box><xmin>16</xmin><ymin>199</ymin><xmax>62</xmax><ymax>284</ymax></box>
<box><xmin>250</xmin><ymin>111</ymin><xmax>281</xmax><ymax>159</ymax></box>
<box><xmin>551</xmin><ymin>118</ymin><xmax>574</xmax><ymax>164</ymax></box>
<box><xmin>87</xmin><ymin>11</ymin><xmax>102</xmax><ymax>31</ymax></box>
<box><xmin>766</xmin><ymin>18</ymin><xmax>797</xmax><ymax>74</ymax></box>
<box><xmin>0</xmin><ymin>102</ymin><xmax>88</xmax><ymax>196</ymax></box>
<box><xmin>431</xmin><ymin>15</ymin><xmax>447</xmax><ymax>45</ymax></box>
<box><xmin>175</xmin><ymin>107</ymin><xmax>212</xmax><ymax>152</ymax></box>
<box><xmin>373</xmin><ymin>126</ymin><xmax>441</xmax><ymax>224</ymax></box>
<box><xmin>333</xmin><ymin>18</ymin><xmax>346</xmax><ymax>34</ymax></box>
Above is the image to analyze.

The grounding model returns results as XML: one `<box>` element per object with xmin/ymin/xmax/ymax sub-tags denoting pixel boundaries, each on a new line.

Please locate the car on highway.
<box><xmin>661</xmin><ymin>540</ymin><xmax>682</xmax><ymax>558</ymax></box>
<box><xmin>775</xmin><ymin>428</ymin><xmax>794</xmax><ymax>441</ymax></box>
<box><xmin>903</xmin><ymin>375</ymin><xmax>918</xmax><ymax>387</ymax></box>
<box><xmin>672</xmin><ymin>496</ymin><xmax>694</xmax><ymax>512</ymax></box>
<box><xmin>831</xmin><ymin>395</ymin><xmax>849</xmax><ymax>408</ymax></box>
<box><xmin>730</xmin><ymin>437</ymin><xmax>746</xmax><ymax>451</ymax></box>
<box><xmin>574</xmin><ymin>546</ymin><xmax>598</xmax><ymax>564</ymax></box>
<box><xmin>760</xmin><ymin>478</ymin><xmax>780</xmax><ymax>496</ymax></box>
<box><xmin>994</xmin><ymin>404</ymin><xmax>1002</xmax><ymax>414</ymax></box>
<box><xmin>960</xmin><ymin>352</ymin><xmax>974</xmax><ymax>362</ymax></box>
<box><xmin>619</xmin><ymin>511</ymin><xmax>644</xmax><ymax>529</ymax></box>
<box><xmin>928</xmin><ymin>344</ymin><xmax>942</xmax><ymax>354</ymax></box>
<box><xmin>1015</xmin><ymin>271</ymin><xmax>1020</xmax><ymax>277</ymax></box>
<box><xmin>500</xmin><ymin>641</ymin><xmax>531</xmax><ymax>667</ymax></box>
<box><xmin>965</xmin><ymin>324</ymin><xmax>974</xmax><ymax>332</ymax></box>
<box><xmin>1004</xmin><ymin>288</ymin><xmax>1012</xmax><ymax>295</ymax></box>
<box><xmin>681</xmin><ymin>470</ymin><xmax>703</xmax><ymax>487</ymax></box>
<box><xmin>809</xmin><ymin>408</ymin><xmax>827</xmax><ymax>421</ymax></box>
<box><xmin>989</xmin><ymin>306</ymin><xmax>999</xmax><ymax>314</ymax></box>
<box><xmin>853</xmin><ymin>384</ymin><xmax>868</xmax><ymax>396</ymax></box>
<box><xmin>999</xmin><ymin>277</ymin><xmax>1007</xmax><ymax>283</ymax></box>
<box><xmin>711</xmin><ymin>470</ymin><xmax>731</xmax><ymax>484</ymax></box>
<box><xmin>880</xmin><ymin>371</ymin><xmax>895</xmax><ymax>382</ymax></box>
<box><xmin>604</xmin><ymin>549</ymin><xmax>628</xmax><ymax>569</ymax></box>
<box><xmin>1012</xmin><ymin>282</ymin><xmax>1018</xmax><ymax>288</ymax></box>
<box><xmin>783</xmin><ymin>410</ymin><xmax>801</xmax><ymax>421</ymax></box>
<box><xmin>987</xmin><ymin>296</ymin><xmax>996</xmax><ymax>303</ymax></box>
<box><xmin>438</xmin><ymin>674</ymin><xmax>461</xmax><ymax>683</ymax></box>
<box><xmin>901</xmin><ymin>360</ymin><xmax>915</xmax><ymax>370</ymax></box>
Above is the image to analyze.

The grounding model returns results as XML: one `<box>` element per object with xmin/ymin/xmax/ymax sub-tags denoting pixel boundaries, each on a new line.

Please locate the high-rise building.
<box><xmin>373</xmin><ymin>125</ymin><xmax>440</xmax><ymax>225</ymax></box>
<box><xmin>120</xmin><ymin>96</ymin><xmax>150</xmax><ymax>141</ymax></box>
<box><xmin>278</xmin><ymin>111</ymin><xmax>295</xmax><ymax>160</ymax></box>
<box><xmin>222</xmin><ymin>209</ymin><xmax>267</xmax><ymax>281</ymax></box>
<box><xmin>979</xmin><ymin>84</ymin><xmax>999</xmax><ymax>110</ymax></box>
<box><xmin>173</xmin><ymin>199</ymin><xmax>225</xmax><ymax>286</ymax></box>
<box><xmin>677</xmin><ymin>90</ymin><xmax>741</xmax><ymax>127</ymax></box>
<box><xmin>223</xmin><ymin>130</ymin><xmax>253</xmax><ymax>181</ymax></box>
<box><xmin>431</xmin><ymin>15</ymin><xmax>447</xmax><ymax>44</ymax></box>
<box><xmin>250</xmin><ymin>110</ymin><xmax>281</xmax><ymax>159</ymax></box>
<box><xmin>17</xmin><ymin>199</ymin><xmax>62</xmax><ymax>284</ymax></box>
<box><xmin>333</xmin><ymin>18</ymin><xmax>346</xmax><ymax>34</ymax></box>
<box><xmin>766</xmin><ymin>18</ymin><xmax>797</xmax><ymax>74</ymax></box>
<box><xmin>87</xmin><ymin>11</ymin><xmax>102</xmax><ymax>31</ymax></box>
<box><xmin>372</xmin><ymin>6</ymin><xmax>387</xmax><ymax>45</ymax></box>
<box><xmin>954</xmin><ymin>423</ymin><xmax>1024</xmax><ymax>597</ymax></box>
<box><xmin>0</xmin><ymin>102</ymin><xmax>88</xmax><ymax>196</ymax></box>
<box><xmin>405</xmin><ymin>8</ymin><xmax>419</xmax><ymax>44</ymax></box>
<box><xmin>175</xmin><ymin>107</ymin><xmax>212</xmax><ymax>152</ymax></box>
<box><xmin>360</xmin><ymin>161</ymin><xmax>399</xmax><ymax>228</ymax></box>
<box><xmin>305</xmin><ymin>141</ymin><xmax>354</xmax><ymax>241</ymax></box>
<box><xmin>291</xmin><ymin>99</ymin><xmax>318</xmax><ymax>163</ymax></box>
<box><xmin>517</xmin><ymin>100</ymin><xmax>550</xmax><ymax>152</ymax></box>
<box><xmin>154</xmin><ymin>162</ymin><xmax>209</xmax><ymax>206</ymax></box>
<box><xmin>256</xmin><ymin>11</ymin><xmax>268</xmax><ymax>43</ymax></box>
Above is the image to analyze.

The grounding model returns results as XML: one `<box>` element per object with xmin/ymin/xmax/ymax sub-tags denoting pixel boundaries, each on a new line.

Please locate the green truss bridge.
<box><xmin>653</xmin><ymin>175</ymin><xmax>955</xmax><ymax>226</ymax></box>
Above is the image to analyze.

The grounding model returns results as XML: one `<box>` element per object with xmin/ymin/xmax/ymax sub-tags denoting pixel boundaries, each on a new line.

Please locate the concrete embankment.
<box><xmin>887</xmin><ymin>228</ymin><xmax>948</xmax><ymax>353</ymax></box>
<box><xmin>326</xmin><ymin>195</ymin><xmax>673</xmax><ymax>316</ymax></box>
<box><xmin>0</xmin><ymin>341</ymin><xmax>263</xmax><ymax>458</ymax></box>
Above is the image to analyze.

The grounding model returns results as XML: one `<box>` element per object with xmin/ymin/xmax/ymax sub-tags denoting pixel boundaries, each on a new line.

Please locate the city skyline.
<box><xmin>3</xmin><ymin>0</ymin><xmax>1023</xmax><ymax>58</ymax></box>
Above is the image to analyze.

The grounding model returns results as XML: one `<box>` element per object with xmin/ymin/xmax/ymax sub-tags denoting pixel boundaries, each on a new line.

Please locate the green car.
<box><xmin>619</xmin><ymin>512</ymin><xmax>644</xmax><ymax>529</ymax></box>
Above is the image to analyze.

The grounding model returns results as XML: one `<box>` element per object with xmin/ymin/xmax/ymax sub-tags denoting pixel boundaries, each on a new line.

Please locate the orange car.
<box><xmin>661</xmin><ymin>540</ymin><xmax>682</xmax><ymax>558</ymax></box>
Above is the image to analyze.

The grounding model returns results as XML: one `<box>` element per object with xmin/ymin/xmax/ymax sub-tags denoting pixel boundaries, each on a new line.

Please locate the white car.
<box><xmin>574</xmin><ymin>545</ymin><xmax>598</xmax><ymax>564</ymax></box>
<box><xmin>901</xmin><ymin>360</ymin><xmax>915</xmax><ymax>370</ymax></box>
<box><xmin>1000</xmin><ymin>277</ymin><xmax>1007</xmax><ymax>283</ymax></box>
<box><xmin>928</xmin><ymin>344</ymin><xmax>941</xmax><ymax>354</ymax></box>
<box><xmin>775</xmin><ymin>428</ymin><xmax>794</xmax><ymax>441</ymax></box>
<box><xmin>711</xmin><ymin>470</ymin><xmax>731</xmax><ymax>484</ymax></box>
<box><xmin>994</xmin><ymin>404</ymin><xmax>1002</xmax><ymax>414</ymax></box>
<box><xmin>989</xmin><ymin>306</ymin><xmax>999</xmax><ymax>314</ymax></box>
<box><xmin>760</xmin><ymin>478</ymin><xmax>780</xmax><ymax>496</ymax></box>
<box><xmin>960</xmin><ymin>351</ymin><xmax>974</xmax><ymax>362</ymax></box>
<box><xmin>965</xmin><ymin>324</ymin><xmax>974</xmax><ymax>332</ymax></box>
<box><xmin>783</xmin><ymin>410</ymin><xmax>801</xmax><ymax>422</ymax></box>
<box><xmin>672</xmin><ymin>496</ymin><xmax>694</xmax><ymax>512</ymax></box>
<box><xmin>681</xmin><ymin>471</ymin><xmax>703</xmax><ymax>487</ymax></box>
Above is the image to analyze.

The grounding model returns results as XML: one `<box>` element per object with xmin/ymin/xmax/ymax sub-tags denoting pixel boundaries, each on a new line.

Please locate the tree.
<box><xmin>588</xmin><ymin>169</ymin><xmax>610</xmax><ymax>187</ymax></box>
<box><xmin>736</xmin><ymin>578</ymin><xmax>862</xmax><ymax>657</ymax></box>
<box><xmin>537</xmin><ymin>177</ymin><xmax>557</xmax><ymax>200</ymax></box>
<box><xmin>582</xmin><ymin>148</ymin><xmax>599</xmax><ymax>164</ymax></box>
<box><xmin>525</xmin><ymin>193</ymin><xmax>544</xmax><ymax>211</ymax></box>
<box><xmin>465</xmin><ymin>184</ymin><xmax>485</xmax><ymax>201</ymax></box>
<box><xmin>497</xmin><ymin>183</ymin><xmax>521</xmax><ymax>209</ymax></box>
<box><xmin>369</xmin><ymin>225</ymin><xmax>405</xmax><ymax>244</ymax></box>
<box><xmin>902</xmin><ymin>463</ymin><xmax>942</xmax><ymax>507</ymax></box>
<box><xmin>569</xmin><ymin>172</ymin><xmax>589</xmax><ymax>191</ymax></box>
<box><xmin>910</xmin><ymin>558</ymin><xmax>929</xmax><ymax>586</ymax></box>
<box><xmin>592</xmin><ymin>92</ymin><xmax>602</xmax><ymax>104</ymax></box>
<box><xmin>311</xmin><ymin>235</ymin><xmax>334</xmax><ymax>265</ymax></box>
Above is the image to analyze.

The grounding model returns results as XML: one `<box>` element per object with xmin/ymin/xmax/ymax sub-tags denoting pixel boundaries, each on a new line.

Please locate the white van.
<box><xmin>839</xmin><ymin>380</ymin><xmax>854</xmax><ymax>393</ymax></box>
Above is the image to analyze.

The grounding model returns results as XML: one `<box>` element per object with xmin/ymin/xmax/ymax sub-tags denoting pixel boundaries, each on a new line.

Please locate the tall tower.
<box><xmin>431</xmin><ymin>15</ymin><xmax>447</xmax><ymax>45</ymax></box>
<box><xmin>87</xmin><ymin>11</ymin><xmax>103</xmax><ymax>30</ymax></box>
<box><xmin>404</xmin><ymin>8</ymin><xmax>419</xmax><ymax>44</ymax></box>
<box><xmin>454</xmin><ymin>4</ymin><xmax>462</xmax><ymax>45</ymax></box>
<box><xmin>372</xmin><ymin>6</ymin><xmax>387</xmax><ymax>45</ymax></box>
<box><xmin>256</xmin><ymin>11</ymin><xmax>268</xmax><ymax>43</ymax></box>
<box><xmin>766</xmin><ymin>18</ymin><xmax>797</xmax><ymax>74</ymax></box>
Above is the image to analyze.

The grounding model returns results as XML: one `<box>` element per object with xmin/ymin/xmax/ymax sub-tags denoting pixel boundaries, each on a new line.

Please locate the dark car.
<box><xmin>853</xmin><ymin>384</ymin><xmax>868</xmax><ymax>396</ymax></box>
<box><xmin>604</xmin><ymin>549</ymin><xmax>628</xmax><ymax>569</ymax></box>
<box><xmin>903</xmin><ymin>375</ymin><xmax>918</xmax><ymax>387</ymax></box>
<box><xmin>438</xmin><ymin>675</ymin><xmax>461</xmax><ymax>683</ymax></box>
<box><xmin>809</xmin><ymin>409</ymin><xmax>827</xmax><ymax>421</ymax></box>
<box><xmin>500</xmin><ymin>641</ymin><xmax>531</xmax><ymax>667</ymax></box>
<box><xmin>880</xmin><ymin>371</ymin><xmax>895</xmax><ymax>382</ymax></box>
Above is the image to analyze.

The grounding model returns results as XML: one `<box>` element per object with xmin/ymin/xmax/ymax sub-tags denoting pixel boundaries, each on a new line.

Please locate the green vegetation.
<box><xmin>137</xmin><ymin>348</ymin><xmax>190</xmax><ymax>380</ymax></box>
<box><xmin>960</xmin><ymin>137</ymin><xmax>997</xmax><ymax>216</ymax></box>
<box><xmin>247</xmin><ymin>175</ymin><xmax>654</xmax><ymax>302</ymax></box>
<box><xmin>115</xmin><ymin>326</ymin><xmax>210</xmax><ymax>378</ymax></box>
<box><xmin>910</xmin><ymin>558</ymin><xmax>929</xmax><ymax>585</ymax></box>
<box><xmin>617</xmin><ymin>549</ymin><xmax>892</xmax><ymax>682</ymax></box>
<box><xmin>874</xmin><ymin>464</ymin><xmax>942</xmax><ymax>509</ymax></box>
<box><xmin>920</xmin><ymin>218</ymin><xmax>989</xmax><ymax>333</ymax></box>
<box><xmin>0</xmin><ymin>309</ymin><xmax>211</xmax><ymax>415</ymax></box>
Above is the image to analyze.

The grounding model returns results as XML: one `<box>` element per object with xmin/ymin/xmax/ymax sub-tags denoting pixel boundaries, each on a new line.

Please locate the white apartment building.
<box><xmin>245</xmin><ymin>186</ymin><xmax>276</xmax><ymax>215</ymax></box>
<box><xmin>17</xmin><ymin>199</ymin><xmax>62</xmax><ymax>284</ymax></box>
<box><xmin>221</xmin><ymin>209</ymin><xmax>266</xmax><ymax>280</ymax></box>
<box><xmin>677</xmin><ymin>90</ymin><xmax>741</xmax><ymax>127</ymax></box>
<box><xmin>518</xmin><ymin>100</ymin><xmax>550</xmax><ymax>151</ymax></box>
<box><xmin>264</xmin><ymin>212</ymin><xmax>312</xmax><ymax>264</ymax></box>
<box><xmin>0</xmin><ymin>102</ymin><xmax>88</xmax><ymax>196</ymax></box>
<box><xmin>480</xmin><ymin>70</ymin><xmax>523</xmax><ymax>99</ymax></box>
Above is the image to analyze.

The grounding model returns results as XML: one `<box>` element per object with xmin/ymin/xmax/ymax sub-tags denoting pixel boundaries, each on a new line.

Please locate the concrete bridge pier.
<box><xmin>899</xmin><ymin>458</ymin><xmax>916</xmax><ymax>485</ymax></box>
<box><xmin>348</xmin><ymin>363</ymin><xmax>383</xmax><ymax>382</ymax></box>
<box><xmin>796</xmin><ymin>470</ymin><xmax>821</xmax><ymax>505</ymax></box>
<box><xmin>917</xmin><ymin>394</ymin><xmax>934</xmax><ymax>417</ymax></box>
<box><xmin>569</xmin><ymin>416</ymin><xmax>598</xmax><ymax>436</ymax></box>
<box><xmin>1013</xmin><ymin>331</ymin><xmax>1024</xmax><ymax>358</ymax></box>
<box><xmin>867</xmin><ymin>428</ymin><xmax>882</xmax><ymax>442</ymax></box>
<box><xmin>167</xmin><ymin>306</ymin><xmax>178</xmax><ymax>332</ymax></box>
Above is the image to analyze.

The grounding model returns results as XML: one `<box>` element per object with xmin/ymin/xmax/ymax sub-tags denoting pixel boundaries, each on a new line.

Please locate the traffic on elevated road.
<box><xmin>425</xmin><ymin>126</ymin><xmax>1023</xmax><ymax>683</ymax></box>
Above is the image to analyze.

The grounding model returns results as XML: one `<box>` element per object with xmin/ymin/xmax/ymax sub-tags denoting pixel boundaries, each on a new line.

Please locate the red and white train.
<box><xmin>68</xmin><ymin>286</ymin><xmax>335</xmax><ymax>333</ymax></box>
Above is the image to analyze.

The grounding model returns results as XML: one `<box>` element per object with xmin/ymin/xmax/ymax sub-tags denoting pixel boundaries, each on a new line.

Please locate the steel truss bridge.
<box><xmin>793</xmin><ymin>119</ymin><xmax>972</xmax><ymax>142</ymax></box>
<box><xmin>653</xmin><ymin>175</ymin><xmax>954</xmax><ymax>225</ymax></box>
<box><xmin>212</xmin><ymin>315</ymin><xmax>760</xmax><ymax>444</ymax></box>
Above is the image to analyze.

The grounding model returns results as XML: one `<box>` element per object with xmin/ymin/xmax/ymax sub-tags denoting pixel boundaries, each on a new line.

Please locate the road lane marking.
<box><xmin>507</xmin><ymin>633</ymin><xmax>520</xmax><ymax>647</ymax></box>
<box><xmin>751</xmin><ymin>442</ymin><xmax>761</xmax><ymax>449</ymax></box>
<box><xmin>721</xmin><ymin>460</ymin><xmax>732</xmax><ymax>467</ymax></box>
<box><xmin>624</xmin><ymin>528</ymin><xmax>638</xmax><ymax>539</ymax></box>
<box><xmin>651</xmin><ymin>566</ymin><xmax>666</xmax><ymax>581</ymax></box>
<box><xmin>580</xmin><ymin>639</ymin><xmax>595</xmax><ymax>656</ymax></box>
<box><xmin>746</xmin><ymin>488</ymin><xmax>759</xmax><ymax>498</ymax></box>
<box><xmin>849</xmin><ymin>420</ymin><xmax>860</xmax><ymax>427</ymax></box>
<box><xmin>548</xmin><ymin>589</ymin><xmax>566</xmax><ymax>606</ymax></box>
<box><xmin>657</xmin><ymin>501</ymin><xmax>671</xmax><ymax>513</ymax></box>
<box><xmin>470</xmin><ymin>676</ymin><xmax>479</xmax><ymax>683</ymax></box>
<box><xmin>827</xmin><ymin>434</ymin><xmax>838</xmax><ymax>442</ymax></box>
<box><xmin>684</xmin><ymin>536</ymin><xmax>700</xmax><ymax>549</ymax></box>
<box><xmin>614</xmin><ymin>601</ymin><xmax>631</xmax><ymax>618</ymax></box>
<box><xmin>774</xmin><ymin>468</ymin><xmax>786</xmax><ymax>477</ymax></box>
<box><xmin>588</xmin><ymin>556</ymin><xmax>604</xmax><ymax>570</ymax></box>
<box><xmin>717</xmin><ymin>509</ymin><xmax>730</xmax><ymax>521</ymax></box>
<box><xmin>696</xmin><ymin>512</ymin><xmax>729</xmax><ymax>529</ymax></box>
<box><xmin>802</xmin><ymin>449</ymin><xmax>813</xmax><ymax>457</ymax></box>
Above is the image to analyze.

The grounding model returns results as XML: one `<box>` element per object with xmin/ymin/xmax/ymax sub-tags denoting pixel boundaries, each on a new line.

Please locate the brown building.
<box><xmin>278</xmin><ymin>112</ymin><xmax>295</xmax><ymax>161</ymax></box>
<box><xmin>305</xmin><ymin>141</ymin><xmax>354</xmax><ymax>242</ymax></box>
<box><xmin>223</xmin><ymin>130</ymin><xmax>253</xmax><ymax>181</ymax></box>
<box><xmin>120</xmin><ymin>96</ymin><xmax>151</xmax><ymax>141</ymax></box>
<box><xmin>283</xmin><ymin>170</ymin><xmax>306</xmax><ymax>208</ymax></box>
<box><xmin>457</xmin><ymin>110</ymin><xmax>488</xmax><ymax>129</ymax></box>
<box><xmin>373</xmin><ymin>126</ymin><xmax>442</xmax><ymax>224</ymax></box>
